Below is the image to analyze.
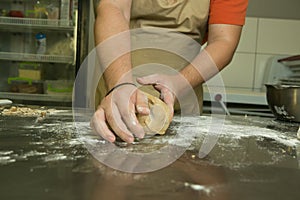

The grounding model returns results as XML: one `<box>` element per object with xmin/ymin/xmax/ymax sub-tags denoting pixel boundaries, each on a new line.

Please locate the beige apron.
<box><xmin>95</xmin><ymin>0</ymin><xmax>210</xmax><ymax>113</ymax></box>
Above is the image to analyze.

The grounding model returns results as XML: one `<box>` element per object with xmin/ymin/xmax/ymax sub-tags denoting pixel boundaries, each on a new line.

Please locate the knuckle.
<box><xmin>105</xmin><ymin>113</ymin><xmax>114</xmax><ymax>123</ymax></box>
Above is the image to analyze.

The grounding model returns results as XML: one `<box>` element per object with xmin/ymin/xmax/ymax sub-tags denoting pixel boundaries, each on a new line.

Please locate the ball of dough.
<box><xmin>137</xmin><ymin>92</ymin><xmax>172</xmax><ymax>135</ymax></box>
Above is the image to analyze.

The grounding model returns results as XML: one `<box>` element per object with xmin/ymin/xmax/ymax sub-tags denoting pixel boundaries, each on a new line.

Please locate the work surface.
<box><xmin>0</xmin><ymin>107</ymin><xmax>300</xmax><ymax>200</ymax></box>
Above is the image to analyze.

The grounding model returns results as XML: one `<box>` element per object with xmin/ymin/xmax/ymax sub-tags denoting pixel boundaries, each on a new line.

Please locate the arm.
<box><xmin>94</xmin><ymin>0</ymin><xmax>133</xmax><ymax>89</ymax></box>
<box><xmin>179</xmin><ymin>24</ymin><xmax>242</xmax><ymax>88</ymax></box>
<box><xmin>138</xmin><ymin>24</ymin><xmax>243</xmax><ymax>104</ymax></box>
<box><xmin>92</xmin><ymin>0</ymin><xmax>150</xmax><ymax>143</ymax></box>
<box><xmin>137</xmin><ymin>0</ymin><xmax>247</xmax><ymax>105</ymax></box>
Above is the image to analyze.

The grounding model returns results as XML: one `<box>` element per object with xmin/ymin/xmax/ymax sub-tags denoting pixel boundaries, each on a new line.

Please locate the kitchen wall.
<box><xmin>247</xmin><ymin>0</ymin><xmax>300</xmax><ymax>20</ymax></box>
<box><xmin>206</xmin><ymin>0</ymin><xmax>300</xmax><ymax>95</ymax></box>
<box><xmin>208</xmin><ymin>17</ymin><xmax>300</xmax><ymax>92</ymax></box>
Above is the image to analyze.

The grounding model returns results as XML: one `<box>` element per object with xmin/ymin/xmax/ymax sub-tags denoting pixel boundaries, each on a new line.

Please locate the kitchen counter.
<box><xmin>0</xmin><ymin>106</ymin><xmax>300</xmax><ymax>200</ymax></box>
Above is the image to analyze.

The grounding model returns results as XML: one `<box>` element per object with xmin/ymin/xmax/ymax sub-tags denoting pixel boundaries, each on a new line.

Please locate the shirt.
<box><xmin>209</xmin><ymin>0</ymin><xmax>248</xmax><ymax>25</ymax></box>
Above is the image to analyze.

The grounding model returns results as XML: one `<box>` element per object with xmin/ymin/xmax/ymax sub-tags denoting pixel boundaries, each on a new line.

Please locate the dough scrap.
<box><xmin>137</xmin><ymin>92</ymin><xmax>172</xmax><ymax>135</ymax></box>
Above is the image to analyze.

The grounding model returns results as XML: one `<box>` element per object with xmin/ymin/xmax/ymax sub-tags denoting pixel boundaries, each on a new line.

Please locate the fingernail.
<box><xmin>138</xmin><ymin>133</ymin><xmax>144</xmax><ymax>139</ymax></box>
<box><xmin>137</xmin><ymin>106</ymin><xmax>150</xmax><ymax>114</ymax></box>
<box><xmin>127</xmin><ymin>136</ymin><xmax>134</xmax><ymax>143</ymax></box>
<box><xmin>145</xmin><ymin>108</ymin><xmax>150</xmax><ymax>114</ymax></box>
<box><xmin>132</xmin><ymin>120</ymin><xmax>137</xmax><ymax>126</ymax></box>
<box><xmin>107</xmin><ymin>135</ymin><xmax>115</xmax><ymax>142</ymax></box>
<box><xmin>136</xmin><ymin>106</ymin><xmax>142</xmax><ymax>113</ymax></box>
<box><xmin>134</xmin><ymin>127</ymin><xmax>145</xmax><ymax>139</ymax></box>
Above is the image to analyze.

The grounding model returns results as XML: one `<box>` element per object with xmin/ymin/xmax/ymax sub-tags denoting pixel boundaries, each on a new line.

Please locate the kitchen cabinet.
<box><xmin>0</xmin><ymin>0</ymin><xmax>79</xmax><ymax>104</ymax></box>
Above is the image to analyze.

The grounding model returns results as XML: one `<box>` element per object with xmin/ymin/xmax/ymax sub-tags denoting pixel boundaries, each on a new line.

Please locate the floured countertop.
<box><xmin>0</xmin><ymin>106</ymin><xmax>300</xmax><ymax>200</ymax></box>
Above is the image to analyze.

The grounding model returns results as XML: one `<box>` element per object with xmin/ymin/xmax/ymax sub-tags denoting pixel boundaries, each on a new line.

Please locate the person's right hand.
<box><xmin>90</xmin><ymin>84</ymin><xmax>150</xmax><ymax>143</ymax></box>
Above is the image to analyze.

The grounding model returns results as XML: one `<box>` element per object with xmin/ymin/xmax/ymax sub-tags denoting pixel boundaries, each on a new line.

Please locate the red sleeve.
<box><xmin>209</xmin><ymin>0</ymin><xmax>248</xmax><ymax>25</ymax></box>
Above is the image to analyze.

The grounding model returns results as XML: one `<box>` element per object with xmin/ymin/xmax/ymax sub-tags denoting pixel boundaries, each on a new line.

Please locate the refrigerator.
<box><xmin>0</xmin><ymin>0</ymin><xmax>91</xmax><ymax>106</ymax></box>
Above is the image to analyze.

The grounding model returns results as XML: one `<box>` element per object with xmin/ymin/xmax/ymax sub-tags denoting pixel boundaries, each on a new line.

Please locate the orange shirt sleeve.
<box><xmin>209</xmin><ymin>0</ymin><xmax>249</xmax><ymax>25</ymax></box>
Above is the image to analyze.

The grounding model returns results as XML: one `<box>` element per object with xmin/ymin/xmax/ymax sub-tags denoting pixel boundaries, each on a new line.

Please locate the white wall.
<box><xmin>247</xmin><ymin>0</ymin><xmax>300</xmax><ymax>20</ymax></box>
<box><xmin>207</xmin><ymin>17</ymin><xmax>300</xmax><ymax>91</ymax></box>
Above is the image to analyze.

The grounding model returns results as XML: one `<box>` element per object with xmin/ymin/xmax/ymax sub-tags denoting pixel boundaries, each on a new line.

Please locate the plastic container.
<box><xmin>33</xmin><ymin>0</ymin><xmax>47</xmax><ymax>19</ymax></box>
<box><xmin>18</xmin><ymin>62</ymin><xmax>43</xmax><ymax>80</ymax></box>
<box><xmin>35</xmin><ymin>32</ymin><xmax>46</xmax><ymax>54</ymax></box>
<box><xmin>8</xmin><ymin>77</ymin><xmax>45</xmax><ymax>94</ymax></box>
<box><xmin>45</xmin><ymin>80</ymin><xmax>73</xmax><ymax>95</ymax></box>
<box><xmin>9</xmin><ymin>0</ymin><xmax>24</xmax><ymax>18</ymax></box>
<box><xmin>60</xmin><ymin>0</ymin><xmax>70</xmax><ymax>26</ymax></box>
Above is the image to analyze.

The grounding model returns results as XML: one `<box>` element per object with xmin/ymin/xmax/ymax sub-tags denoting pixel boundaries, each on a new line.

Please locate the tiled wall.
<box><xmin>207</xmin><ymin>17</ymin><xmax>300</xmax><ymax>91</ymax></box>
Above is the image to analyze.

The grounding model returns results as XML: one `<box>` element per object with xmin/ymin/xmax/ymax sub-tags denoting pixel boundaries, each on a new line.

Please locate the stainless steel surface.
<box><xmin>1</xmin><ymin>107</ymin><xmax>300</xmax><ymax>200</ymax></box>
<box><xmin>265</xmin><ymin>84</ymin><xmax>300</xmax><ymax>122</ymax></box>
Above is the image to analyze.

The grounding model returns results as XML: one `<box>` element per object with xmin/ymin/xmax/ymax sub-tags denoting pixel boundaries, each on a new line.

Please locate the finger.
<box><xmin>136</xmin><ymin>74</ymin><xmax>159</xmax><ymax>85</ymax></box>
<box><xmin>90</xmin><ymin>108</ymin><xmax>116</xmax><ymax>143</ymax></box>
<box><xmin>138</xmin><ymin>75</ymin><xmax>164</xmax><ymax>94</ymax></box>
<box><xmin>117</xmin><ymin>98</ymin><xmax>145</xmax><ymax>139</ymax></box>
<box><xmin>106</xmin><ymin>103</ymin><xmax>135</xmax><ymax>143</ymax></box>
<box><xmin>136</xmin><ymin>91</ymin><xmax>150</xmax><ymax>115</ymax></box>
<box><xmin>160</xmin><ymin>88</ymin><xmax>175</xmax><ymax>118</ymax></box>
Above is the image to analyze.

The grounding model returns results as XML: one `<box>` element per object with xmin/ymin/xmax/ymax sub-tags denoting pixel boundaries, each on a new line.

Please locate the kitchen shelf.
<box><xmin>0</xmin><ymin>92</ymin><xmax>72</xmax><ymax>103</ymax></box>
<box><xmin>0</xmin><ymin>52</ymin><xmax>74</xmax><ymax>64</ymax></box>
<box><xmin>280</xmin><ymin>60</ymin><xmax>300</xmax><ymax>67</ymax></box>
<box><xmin>0</xmin><ymin>0</ymin><xmax>82</xmax><ymax>106</ymax></box>
<box><xmin>0</xmin><ymin>16</ymin><xmax>74</xmax><ymax>31</ymax></box>
<box><xmin>278</xmin><ymin>55</ymin><xmax>300</xmax><ymax>67</ymax></box>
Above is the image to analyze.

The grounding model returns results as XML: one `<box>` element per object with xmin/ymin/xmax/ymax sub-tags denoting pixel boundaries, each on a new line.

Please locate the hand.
<box><xmin>91</xmin><ymin>84</ymin><xmax>150</xmax><ymax>143</ymax></box>
<box><xmin>137</xmin><ymin>74</ymin><xmax>181</xmax><ymax>119</ymax></box>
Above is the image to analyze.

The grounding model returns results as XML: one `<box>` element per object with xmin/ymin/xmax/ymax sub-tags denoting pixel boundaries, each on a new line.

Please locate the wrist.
<box><xmin>173</xmin><ymin>73</ymin><xmax>195</xmax><ymax>98</ymax></box>
<box><xmin>105</xmin><ymin>70</ymin><xmax>134</xmax><ymax>91</ymax></box>
<box><xmin>105</xmin><ymin>82</ymin><xmax>137</xmax><ymax>97</ymax></box>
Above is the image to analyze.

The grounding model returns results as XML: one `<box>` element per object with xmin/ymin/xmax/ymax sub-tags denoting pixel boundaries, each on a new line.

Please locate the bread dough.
<box><xmin>137</xmin><ymin>92</ymin><xmax>172</xmax><ymax>135</ymax></box>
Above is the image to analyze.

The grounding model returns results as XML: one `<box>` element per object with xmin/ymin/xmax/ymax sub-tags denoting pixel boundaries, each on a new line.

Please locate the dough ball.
<box><xmin>137</xmin><ymin>92</ymin><xmax>172</xmax><ymax>135</ymax></box>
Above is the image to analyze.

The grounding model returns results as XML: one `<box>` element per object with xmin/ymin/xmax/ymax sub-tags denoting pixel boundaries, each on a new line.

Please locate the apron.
<box><xmin>95</xmin><ymin>0</ymin><xmax>210</xmax><ymax>114</ymax></box>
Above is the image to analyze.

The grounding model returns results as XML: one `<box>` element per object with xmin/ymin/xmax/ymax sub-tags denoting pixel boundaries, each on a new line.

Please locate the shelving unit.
<box><xmin>0</xmin><ymin>52</ymin><xmax>73</xmax><ymax>63</ymax></box>
<box><xmin>0</xmin><ymin>0</ymin><xmax>78</xmax><ymax>104</ymax></box>
<box><xmin>0</xmin><ymin>92</ymin><xmax>72</xmax><ymax>102</ymax></box>
<box><xmin>0</xmin><ymin>16</ymin><xmax>74</xmax><ymax>28</ymax></box>
<box><xmin>278</xmin><ymin>55</ymin><xmax>300</xmax><ymax>86</ymax></box>
<box><xmin>279</xmin><ymin>56</ymin><xmax>300</xmax><ymax>67</ymax></box>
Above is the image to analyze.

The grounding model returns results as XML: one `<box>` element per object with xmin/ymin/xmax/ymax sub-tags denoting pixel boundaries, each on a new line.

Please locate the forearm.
<box><xmin>94</xmin><ymin>1</ymin><xmax>133</xmax><ymax>90</ymax></box>
<box><xmin>179</xmin><ymin>24</ymin><xmax>242</xmax><ymax>89</ymax></box>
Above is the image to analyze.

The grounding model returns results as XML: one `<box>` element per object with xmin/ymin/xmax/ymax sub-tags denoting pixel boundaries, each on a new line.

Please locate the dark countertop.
<box><xmin>0</xmin><ymin>107</ymin><xmax>300</xmax><ymax>200</ymax></box>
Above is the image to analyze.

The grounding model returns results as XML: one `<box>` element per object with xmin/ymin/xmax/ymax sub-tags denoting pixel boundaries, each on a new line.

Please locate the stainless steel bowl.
<box><xmin>265</xmin><ymin>84</ymin><xmax>300</xmax><ymax>122</ymax></box>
